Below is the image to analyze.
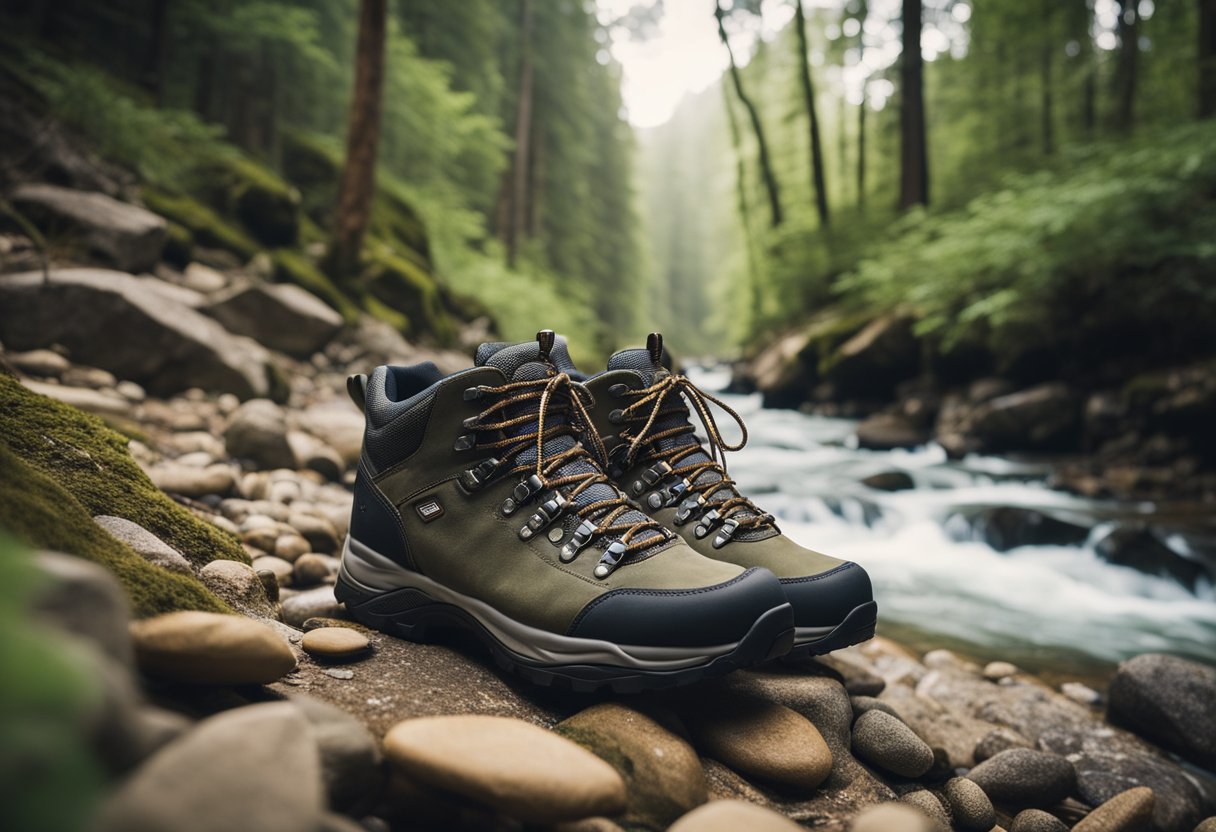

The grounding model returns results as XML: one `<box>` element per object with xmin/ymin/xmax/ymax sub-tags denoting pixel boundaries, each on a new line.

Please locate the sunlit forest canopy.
<box><xmin>0</xmin><ymin>0</ymin><xmax>1212</xmax><ymax>370</ymax></box>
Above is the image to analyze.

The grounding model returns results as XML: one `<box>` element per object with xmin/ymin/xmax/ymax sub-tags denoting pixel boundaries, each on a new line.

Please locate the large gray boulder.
<box><xmin>0</xmin><ymin>268</ymin><xmax>270</xmax><ymax>398</ymax></box>
<box><xmin>967</xmin><ymin>383</ymin><xmax>1082</xmax><ymax>452</ymax></box>
<box><xmin>823</xmin><ymin>315</ymin><xmax>920</xmax><ymax>399</ymax></box>
<box><xmin>10</xmin><ymin>184</ymin><xmax>167</xmax><ymax>272</ymax></box>
<box><xmin>208</xmin><ymin>282</ymin><xmax>343</xmax><ymax>357</ymax></box>
<box><xmin>1107</xmin><ymin>653</ymin><xmax>1216</xmax><ymax>771</ymax></box>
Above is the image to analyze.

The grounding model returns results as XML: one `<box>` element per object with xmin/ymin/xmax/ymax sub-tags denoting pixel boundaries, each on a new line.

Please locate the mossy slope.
<box><xmin>0</xmin><ymin>446</ymin><xmax>229</xmax><ymax>616</ymax></box>
<box><xmin>0</xmin><ymin>374</ymin><xmax>247</xmax><ymax>570</ymax></box>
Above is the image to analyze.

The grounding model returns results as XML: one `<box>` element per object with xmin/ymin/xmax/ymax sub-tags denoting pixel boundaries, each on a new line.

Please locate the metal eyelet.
<box><xmin>646</xmin><ymin>478</ymin><xmax>688</xmax><ymax>510</ymax></box>
<box><xmin>459</xmin><ymin>457</ymin><xmax>501</xmax><ymax>491</ymax></box>
<box><xmin>501</xmin><ymin>474</ymin><xmax>544</xmax><ymax>516</ymax></box>
<box><xmin>462</xmin><ymin>416</ymin><xmax>480</xmax><ymax>429</ymax></box>
<box><xmin>462</xmin><ymin>386</ymin><xmax>486</xmax><ymax>401</ymax></box>
<box><xmin>673</xmin><ymin>494</ymin><xmax>706</xmax><ymax>526</ymax></box>
<box><xmin>518</xmin><ymin>492</ymin><xmax>568</xmax><ymax>540</ymax></box>
<box><xmin>559</xmin><ymin>519</ymin><xmax>597</xmax><ymax>563</ymax></box>
<box><xmin>712</xmin><ymin>518</ymin><xmax>740</xmax><ymax>549</ymax></box>
<box><xmin>694</xmin><ymin>509</ymin><xmax>722</xmax><ymax>539</ymax></box>
<box><xmin>594</xmin><ymin>541</ymin><xmax>627</xmax><ymax>578</ymax></box>
<box><xmin>453</xmin><ymin>434</ymin><xmax>476</xmax><ymax>452</ymax></box>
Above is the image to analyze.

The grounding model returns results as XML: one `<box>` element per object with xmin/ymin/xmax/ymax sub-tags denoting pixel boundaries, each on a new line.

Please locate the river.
<box><xmin>686</xmin><ymin>366</ymin><xmax>1216</xmax><ymax>679</ymax></box>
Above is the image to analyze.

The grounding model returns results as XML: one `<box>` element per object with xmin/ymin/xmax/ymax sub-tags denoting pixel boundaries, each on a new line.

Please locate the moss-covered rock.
<box><xmin>0</xmin><ymin>447</ymin><xmax>229</xmax><ymax>616</ymax></box>
<box><xmin>370</xmin><ymin>185</ymin><xmax>432</xmax><ymax>272</ymax></box>
<box><xmin>142</xmin><ymin>188</ymin><xmax>259</xmax><ymax>261</ymax></box>
<box><xmin>0</xmin><ymin>374</ymin><xmax>248</xmax><ymax>572</ymax></box>
<box><xmin>271</xmin><ymin>249</ymin><xmax>361</xmax><ymax>324</ymax></box>
<box><xmin>281</xmin><ymin>130</ymin><xmax>342</xmax><ymax>228</ymax></box>
<box><xmin>195</xmin><ymin>156</ymin><xmax>301</xmax><ymax>248</ymax></box>
<box><xmin>362</xmin><ymin>247</ymin><xmax>456</xmax><ymax>344</ymax></box>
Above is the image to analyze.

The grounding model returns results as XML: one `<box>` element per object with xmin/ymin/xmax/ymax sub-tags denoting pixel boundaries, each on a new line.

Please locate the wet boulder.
<box><xmin>822</xmin><ymin>315</ymin><xmax>920</xmax><ymax>400</ymax></box>
<box><xmin>964</xmin><ymin>507</ymin><xmax>1090</xmax><ymax>552</ymax></box>
<box><xmin>1107</xmin><ymin>653</ymin><xmax>1216</xmax><ymax>771</ymax></box>
<box><xmin>1094</xmin><ymin>527</ymin><xmax>1207</xmax><ymax>591</ymax></box>
<box><xmin>856</xmin><ymin>413</ymin><xmax>930</xmax><ymax>450</ymax></box>
<box><xmin>967</xmin><ymin>383</ymin><xmax>1082</xmax><ymax>452</ymax></box>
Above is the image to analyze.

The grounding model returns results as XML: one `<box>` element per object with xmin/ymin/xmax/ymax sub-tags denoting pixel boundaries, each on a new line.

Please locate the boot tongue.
<box><xmin>607</xmin><ymin>348</ymin><xmax>665</xmax><ymax>386</ymax></box>
<box><xmin>476</xmin><ymin>335</ymin><xmax>577</xmax><ymax>379</ymax></box>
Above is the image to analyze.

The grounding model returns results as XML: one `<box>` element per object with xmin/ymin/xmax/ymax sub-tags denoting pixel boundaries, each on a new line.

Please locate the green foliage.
<box><xmin>838</xmin><ymin>122</ymin><xmax>1216</xmax><ymax>363</ymax></box>
<box><xmin>141</xmin><ymin>188</ymin><xmax>260</xmax><ymax>260</ymax></box>
<box><xmin>0</xmin><ymin>374</ymin><xmax>249</xmax><ymax>574</ymax></box>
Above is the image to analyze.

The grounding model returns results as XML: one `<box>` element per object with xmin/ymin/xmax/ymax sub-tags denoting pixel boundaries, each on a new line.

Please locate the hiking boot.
<box><xmin>335</xmin><ymin>331</ymin><xmax>795</xmax><ymax>692</ymax></box>
<box><xmin>576</xmin><ymin>333</ymin><xmax>877</xmax><ymax>660</ymax></box>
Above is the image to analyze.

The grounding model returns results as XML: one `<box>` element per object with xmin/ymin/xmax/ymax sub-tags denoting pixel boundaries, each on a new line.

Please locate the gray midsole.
<box><xmin>339</xmin><ymin>537</ymin><xmax>738</xmax><ymax>669</ymax></box>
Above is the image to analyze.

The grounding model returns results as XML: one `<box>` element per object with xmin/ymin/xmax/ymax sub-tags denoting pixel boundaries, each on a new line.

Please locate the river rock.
<box><xmin>224</xmin><ymin>399</ymin><xmax>296</xmax><ymax>470</ymax></box>
<box><xmin>850</xmin><ymin>696</ymin><xmax>901</xmax><ymax>720</ymax></box>
<box><xmin>292</xmin><ymin>696</ymin><xmax>382</xmax><ymax>812</ymax></box>
<box><xmin>0</xmin><ymin>268</ymin><xmax>271</xmax><ymax>398</ymax></box>
<box><xmin>251</xmin><ymin>555</ymin><xmax>294</xmax><ymax>586</ymax></box>
<box><xmin>851</xmin><ymin>803</ymin><xmax>939</xmax><ymax>832</ymax></box>
<box><xmin>198</xmin><ymin>559</ymin><xmax>274</xmax><ymax>616</ymax></box>
<box><xmin>11</xmin><ymin>183</ymin><xmax>167</xmax><ymax>272</ymax></box>
<box><xmin>294</xmin><ymin>552</ymin><xmax>336</xmax><ymax>586</ymax></box>
<box><xmin>281</xmin><ymin>585</ymin><xmax>346</xmax><ymax>627</ymax></box>
<box><xmin>851</xmin><ymin>709</ymin><xmax>934</xmax><ymax>778</ymax></box>
<box><xmin>966</xmin><ymin>748</ymin><xmax>1076</xmax><ymax>809</ymax></box>
<box><xmin>861</xmin><ymin>470</ymin><xmax>915</xmax><ymax>491</ymax></box>
<box><xmin>207</xmin><ymin>282</ymin><xmax>342</xmax><ymax>356</ymax></box>
<box><xmin>1195</xmin><ymin>819</ymin><xmax>1216</xmax><ymax>832</ymax></box>
<box><xmin>181</xmin><ymin>262</ymin><xmax>229</xmax><ymax>292</ymax></box>
<box><xmin>20</xmin><ymin>379</ymin><xmax>132</xmax><ymax>418</ymax></box>
<box><xmin>902</xmin><ymin>790</ymin><xmax>951</xmax><ymax>828</ymax></box>
<box><xmin>968</xmin><ymin>382</ymin><xmax>1081</xmax><ymax>452</ymax></box>
<box><xmin>129</xmin><ymin>610</ymin><xmax>296</xmax><ymax>684</ymax></box>
<box><xmin>93</xmin><ymin>515</ymin><xmax>193</xmax><ymax>574</ymax></box>
<box><xmin>93</xmin><ymin>702</ymin><xmax>322</xmax><ymax>832</ymax></box>
<box><xmin>1107</xmin><ymin>653</ymin><xmax>1216</xmax><ymax>770</ymax></box>
<box><xmin>1010</xmin><ymin>810</ymin><xmax>1069</xmax><ymax>832</ymax></box>
<box><xmin>668</xmin><ymin>800</ymin><xmax>805</xmax><ymax>832</ymax></box>
<box><xmin>288</xmin><ymin>430</ymin><xmax>344</xmax><ymax>480</ymax></box>
<box><xmin>944</xmin><ymin>776</ymin><xmax>996</xmax><ymax>831</ymax></box>
<box><xmin>1073</xmin><ymin>787</ymin><xmax>1155</xmax><ymax>832</ymax></box>
<box><xmin>856</xmin><ymin>413</ymin><xmax>930</xmax><ymax>450</ymax></box>
<box><xmin>294</xmin><ymin>401</ymin><xmax>365</xmax><ymax>467</ymax></box>
<box><xmin>968</xmin><ymin>506</ymin><xmax>1090</xmax><ymax>552</ymax></box>
<box><xmin>384</xmin><ymin>714</ymin><xmax>626</xmax><ymax>824</ymax></box>
<box><xmin>556</xmin><ymin>703</ymin><xmax>705</xmax><ymax>829</ymax></box>
<box><xmin>1095</xmin><ymin>527</ymin><xmax>1206</xmax><ymax>590</ymax></box>
<box><xmin>33</xmin><ymin>551</ymin><xmax>133</xmax><ymax>667</ymax></box>
<box><xmin>274</xmin><ymin>533</ymin><xmax>312</xmax><ymax>561</ymax></box>
<box><xmin>302</xmin><ymin>627</ymin><xmax>370</xmax><ymax>661</ymax></box>
<box><xmin>289</xmin><ymin>511</ymin><xmax>340</xmax><ymax>553</ymax></box>
<box><xmin>823</xmin><ymin>314</ymin><xmax>919</xmax><ymax>399</ymax></box>
<box><xmin>682</xmin><ymin>689</ymin><xmax>832</xmax><ymax>790</ymax></box>
<box><xmin>974</xmin><ymin>728</ymin><xmax>1032</xmax><ymax>762</ymax></box>
<box><xmin>984</xmin><ymin>661</ymin><xmax>1020</xmax><ymax>680</ymax></box>
<box><xmin>8</xmin><ymin>348</ymin><xmax>70</xmax><ymax>377</ymax></box>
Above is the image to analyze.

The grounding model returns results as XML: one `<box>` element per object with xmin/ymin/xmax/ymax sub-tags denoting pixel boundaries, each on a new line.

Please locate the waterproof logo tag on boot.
<box><xmin>415</xmin><ymin>499</ymin><xmax>445</xmax><ymax>523</ymax></box>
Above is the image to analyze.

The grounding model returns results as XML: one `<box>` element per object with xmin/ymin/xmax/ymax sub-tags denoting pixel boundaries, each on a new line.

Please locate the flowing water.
<box><xmin>685</xmin><ymin>366</ymin><xmax>1216</xmax><ymax>678</ymax></box>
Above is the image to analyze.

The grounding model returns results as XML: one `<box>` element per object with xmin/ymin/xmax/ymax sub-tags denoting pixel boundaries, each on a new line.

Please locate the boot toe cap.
<box><xmin>781</xmin><ymin>560</ymin><xmax>874</xmax><ymax>629</ymax></box>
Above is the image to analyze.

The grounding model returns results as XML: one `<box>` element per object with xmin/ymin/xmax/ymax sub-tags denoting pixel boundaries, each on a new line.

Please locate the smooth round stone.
<box><xmin>944</xmin><ymin>776</ymin><xmax>996</xmax><ymax>831</ymax></box>
<box><xmin>294</xmin><ymin>553</ymin><xmax>335</xmax><ymax>586</ymax></box>
<box><xmin>130</xmin><ymin>611</ymin><xmax>296</xmax><ymax>685</ymax></box>
<box><xmin>668</xmin><ymin>800</ymin><xmax>803</xmax><ymax>832</ymax></box>
<box><xmin>852</xmin><ymin>709</ymin><xmax>934</xmax><ymax>778</ymax></box>
<box><xmin>852</xmin><ymin>803</ymin><xmax>939</xmax><ymax>832</ymax></box>
<box><xmin>902</xmin><ymin>790</ymin><xmax>951</xmax><ymax>828</ymax></box>
<box><xmin>1195</xmin><ymin>818</ymin><xmax>1216</xmax><ymax>832</ymax></box>
<box><xmin>274</xmin><ymin>534</ymin><xmax>311</xmax><ymax>562</ymax></box>
<box><xmin>1010</xmin><ymin>809</ymin><xmax>1069</xmax><ymax>832</ymax></box>
<box><xmin>966</xmin><ymin>748</ymin><xmax>1076</xmax><ymax>809</ymax></box>
<box><xmin>1073</xmin><ymin>787</ymin><xmax>1155</xmax><ymax>832</ymax></box>
<box><xmin>302</xmin><ymin>627</ymin><xmax>370</xmax><ymax>660</ymax></box>
<box><xmin>850</xmin><ymin>695</ymin><xmax>901</xmax><ymax>720</ymax></box>
<box><xmin>383</xmin><ymin>715</ymin><xmax>626</xmax><ymax>824</ymax></box>
<box><xmin>983</xmin><ymin>661</ymin><xmax>1020</xmax><ymax>680</ymax></box>
<box><xmin>684</xmin><ymin>696</ymin><xmax>832</xmax><ymax>790</ymax></box>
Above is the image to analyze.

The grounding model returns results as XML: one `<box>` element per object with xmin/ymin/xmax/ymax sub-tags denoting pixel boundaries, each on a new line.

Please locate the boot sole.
<box><xmin>335</xmin><ymin>538</ymin><xmax>796</xmax><ymax>694</ymax></box>
<box><xmin>780</xmin><ymin>600</ymin><xmax>879</xmax><ymax>662</ymax></box>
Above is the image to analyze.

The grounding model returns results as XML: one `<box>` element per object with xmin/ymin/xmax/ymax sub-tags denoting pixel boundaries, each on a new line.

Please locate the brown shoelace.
<box><xmin>614</xmin><ymin>373</ymin><xmax>775</xmax><ymax>531</ymax></box>
<box><xmin>469</xmin><ymin>371</ymin><xmax>669</xmax><ymax>554</ymax></box>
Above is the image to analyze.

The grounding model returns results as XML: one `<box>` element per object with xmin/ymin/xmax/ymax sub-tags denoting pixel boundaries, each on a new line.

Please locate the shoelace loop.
<box><xmin>615</xmin><ymin>373</ymin><xmax>775</xmax><ymax>532</ymax></box>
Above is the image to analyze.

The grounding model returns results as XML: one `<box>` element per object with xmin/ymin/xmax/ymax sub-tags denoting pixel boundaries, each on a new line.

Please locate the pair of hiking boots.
<box><xmin>336</xmin><ymin>331</ymin><xmax>877</xmax><ymax>693</ymax></box>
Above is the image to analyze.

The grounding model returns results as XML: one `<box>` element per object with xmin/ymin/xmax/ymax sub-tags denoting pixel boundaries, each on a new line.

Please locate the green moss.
<box><xmin>363</xmin><ymin>246</ymin><xmax>456</xmax><ymax>344</ymax></box>
<box><xmin>0</xmin><ymin>449</ymin><xmax>230</xmax><ymax>616</ymax></box>
<box><xmin>271</xmin><ymin>249</ymin><xmax>361</xmax><ymax>323</ymax></box>
<box><xmin>0</xmin><ymin>374</ymin><xmax>248</xmax><ymax>573</ymax></box>
<box><xmin>370</xmin><ymin>182</ymin><xmax>433</xmax><ymax>271</ymax></box>
<box><xmin>142</xmin><ymin>187</ymin><xmax>260</xmax><ymax>260</ymax></box>
<box><xmin>197</xmin><ymin>155</ymin><xmax>301</xmax><ymax>247</ymax></box>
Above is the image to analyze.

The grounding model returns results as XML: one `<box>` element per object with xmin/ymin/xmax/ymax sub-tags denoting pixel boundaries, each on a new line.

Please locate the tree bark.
<box><xmin>899</xmin><ymin>0</ymin><xmax>928</xmax><ymax>209</ymax></box>
<box><xmin>857</xmin><ymin>0</ymin><xmax>868</xmax><ymax>208</ymax></box>
<box><xmin>1200</xmin><ymin>0</ymin><xmax>1216</xmax><ymax>118</ymax></box>
<box><xmin>794</xmin><ymin>0</ymin><xmax>830</xmax><ymax>228</ymax></box>
<box><xmin>1112</xmin><ymin>0</ymin><xmax>1138</xmax><ymax>132</ymax></box>
<box><xmin>722</xmin><ymin>84</ymin><xmax>763</xmax><ymax>324</ymax></box>
<box><xmin>504</xmin><ymin>0</ymin><xmax>534</xmax><ymax>267</ymax></box>
<box><xmin>716</xmin><ymin>1</ymin><xmax>783</xmax><ymax>227</ymax></box>
<box><xmin>327</xmin><ymin>0</ymin><xmax>388</xmax><ymax>282</ymax></box>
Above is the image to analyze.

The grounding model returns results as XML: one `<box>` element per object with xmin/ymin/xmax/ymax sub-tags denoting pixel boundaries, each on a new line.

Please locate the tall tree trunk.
<box><xmin>857</xmin><ymin>0</ymin><xmax>868</xmax><ymax>209</ymax></box>
<box><xmin>1041</xmin><ymin>0</ymin><xmax>1055</xmax><ymax>155</ymax></box>
<box><xmin>899</xmin><ymin>0</ymin><xmax>929</xmax><ymax>209</ymax></box>
<box><xmin>1200</xmin><ymin>0</ymin><xmax>1216</xmax><ymax>118</ymax></box>
<box><xmin>793</xmin><ymin>0</ymin><xmax>830</xmax><ymax>228</ymax></box>
<box><xmin>327</xmin><ymin>0</ymin><xmax>387</xmax><ymax>281</ymax></box>
<box><xmin>716</xmin><ymin>1</ymin><xmax>783</xmax><ymax>227</ymax></box>
<box><xmin>1112</xmin><ymin>0</ymin><xmax>1138</xmax><ymax>132</ymax></box>
<box><xmin>722</xmin><ymin>85</ymin><xmax>764</xmax><ymax>331</ymax></box>
<box><xmin>146</xmin><ymin>0</ymin><xmax>170</xmax><ymax>105</ymax></box>
<box><xmin>504</xmin><ymin>0</ymin><xmax>534</xmax><ymax>267</ymax></box>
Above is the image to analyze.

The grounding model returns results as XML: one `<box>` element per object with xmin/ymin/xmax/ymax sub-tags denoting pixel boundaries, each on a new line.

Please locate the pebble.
<box><xmin>9</xmin><ymin>348</ymin><xmax>70</xmax><ymax>377</ymax></box>
<box><xmin>683</xmin><ymin>693</ymin><xmax>832</xmax><ymax>790</ymax></box>
<box><xmin>851</xmin><ymin>803</ymin><xmax>939</xmax><ymax>832</ymax></box>
<box><xmin>274</xmin><ymin>533</ymin><xmax>311</xmax><ymax>562</ymax></box>
<box><xmin>198</xmin><ymin>559</ymin><xmax>273</xmax><ymax>616</ymax></box>
<box><xmin>983</xmin><ymin>661</ymin><xmax>1020</xmax><ymax>680</ymax></box>
<box><xmin>668</xmin><ymin>800</ymin><xmax>804</xmax><ymax>832</ymax></box>
<box><xmin>1010</xmin><ymin>809</ymin><xmax>1069</xmax><ymax>832</ymax></box>
<box><xmin>902</xmin><ymin>790</ymin><xmax>951</xmax><ymax>828</ymax></box>
<box><xmin>851</xmin><ymin>709</ymin><xmax>934</xmax><ymax>778</ymax></box>
<box><xmin>282</xmin><ymin>585</ymin><xmax>346</xmax><ymax>627</ymax></box>
<box><xmin>93</xmin><ymin>702</ymin><xmax>321</xmax><ymax>832</ymax></box>
<box><xmin>944</xmin><ymin>776</ymin><xmax>996</xmax><ymax>831</ymax></box>
<box><xmin>556</xmin><ymin>703</ymin><xmax>706</xmax><ymax>830</ymax></box>
<box><xmin>251</xmin><ymin>555</ymin><xmax>294</xmax><ymax>586</ymax></box>
<box><xmin>850</xmin><ymin>695</ymin><xmax>901</xmax><ymax>720</ymax></box>
<box><xmin>966</xmin><ymin>748</ymin><xmax>1076</xmax><ymax>809</ymax></box>
<box><xmin>129</xmin><ymin>610</ymin><xmax>296</xmax><ymax>685</ymax></box>
<box><xmin>294</xmin><ymin>552</ymin><xmax>336</xmax><ymax>586</ymax></box>
<box><xmin>223</xmin><ymin>398</ymin><xmax>296</xmax><ymax>470</ymax></box>
<box><xmin>1060</xmin><ymin>682</ymin><xmax>1101</xmax><ymax>705</ymax></box>
<box><xmin>1195</xmin><ymin>819</ymin><xmax>1216</xmax><ymax>832</ymax></box>
<box><xmin>170</xmin><ymin>430</ymin><xmax>227</xmax><ymax>458</ymax></box>
<box><xmin>324</xmin><ymin>668</ymin><xmax>355</xmax><ymax>680</ymax></box>
<box><xmin>94</xmin><ymin>515</ymin><xmax>193</xmax><ymax>574</ymax></box>
<box><xmin>302</xmin><ymin>627</ymin><xmax>370</xmax><ymax>661</ymax></box>
<box><xmin>974</xmin><ymin>727</ymin><xmax>1031</xmax><ymax>762</ymax></box>
<box><xmin>116</xmin><ymin>380</ymin><xmax>146</xmax><ymax>402</ymax></box>
<box><xmin>148</xmin><ymin>463</ymin><xmax>236</xmax><ymax>498</ymax></box>
<box><xmin>288</xmin><ymin>511</ymin><xmax>340</xmax><ymax>554</ymax></box>
<box><xmin>1072</xmin><ymin>787</ymin><xmax>1155</xmax><ymax>832</ymax></box>
<box><xmin>383</xmin><ymin>715</ymin><xmax>626</xmax><ymax>824</ymax></box>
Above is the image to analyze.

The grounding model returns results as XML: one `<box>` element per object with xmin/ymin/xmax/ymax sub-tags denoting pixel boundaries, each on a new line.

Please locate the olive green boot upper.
<box><xmin>576</xmin><ymin>334</ymin><xmax>876</xmax><ymax>652</ymax></box>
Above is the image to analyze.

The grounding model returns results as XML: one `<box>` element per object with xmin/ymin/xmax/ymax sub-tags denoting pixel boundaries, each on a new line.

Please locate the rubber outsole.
<box><xmin>780</xmin><ymin>600</ymin><xmax>879</xmax><ymax>662</ymax></box>
<box><xmin>335</xmin><ymin>578</ymin><xmax>796</xmax><ymax>693</ymax></box>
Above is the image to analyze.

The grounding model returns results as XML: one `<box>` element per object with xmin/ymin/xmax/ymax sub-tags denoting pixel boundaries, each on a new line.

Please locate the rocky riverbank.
<box><xmin>733</xmin><ymin>315</ymin><xmax>1216</xmax><ymax>504</ymax></box>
